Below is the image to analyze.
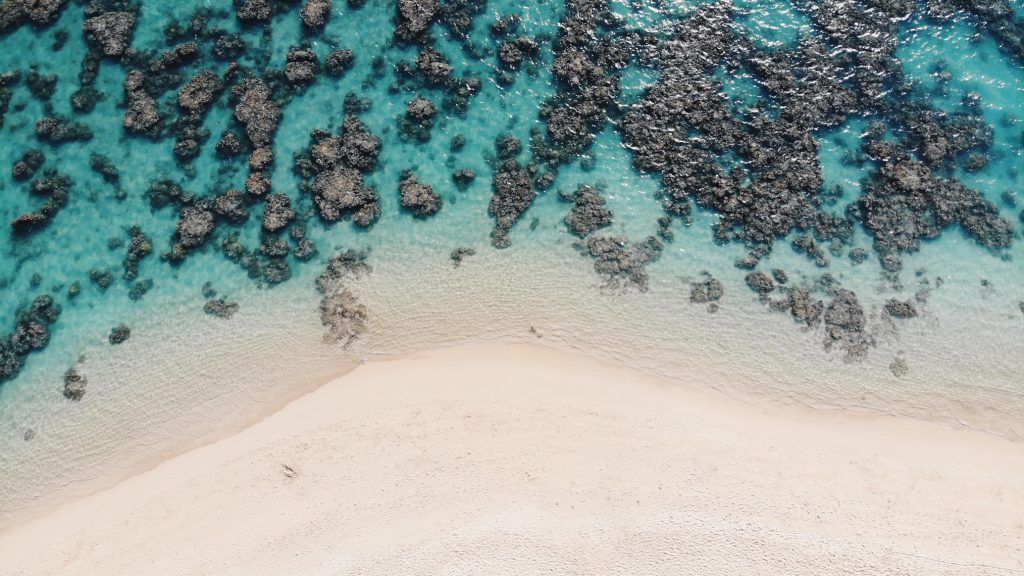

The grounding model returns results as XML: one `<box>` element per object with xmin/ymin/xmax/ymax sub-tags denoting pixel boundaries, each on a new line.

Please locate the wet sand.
<box><xmin>0</xmin><ymin>343</ymin><xmax>1020</xmax><ymax>575</ymax></box>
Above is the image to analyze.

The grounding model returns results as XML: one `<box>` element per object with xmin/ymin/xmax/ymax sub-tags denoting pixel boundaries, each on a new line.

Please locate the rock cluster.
<box><xmin>564</xmin><ymin>184</ymin><xmax>612</xmax><ymax>238</ymax></box>
<box><xmin>583</xmin><ymin>235</ymin><xmax>663</xmax><ymax>291</ymax></box>
<box><xmin>123</xmin><ymin>70</ymin><xmax>161</xmax><ymax>135</ymax></box>
<box><xmin>0</xmin><ymin>295</ymin><xmax>61</xmax><ymax>385</ymax></box>
<box><xmin>398</xmin><ymin>171</ymin><xmax>441</xmax><ymax>217</ymax></box>
<box><xmin>298</xmin><ymin>117</ymin><xmax>382</xmax><ymax>227</ymax></box>
<box><xmin>316</xmin><ymin>251</ymin><xmax>372</xmax><ymax>346</ymax></box>
<box><xmin>83</xmin><ymin>12</ymin><xmax>136</xmax><ymax>57</ymax></box>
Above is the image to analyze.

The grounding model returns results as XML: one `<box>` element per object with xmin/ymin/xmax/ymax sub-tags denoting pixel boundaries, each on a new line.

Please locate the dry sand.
<box><xmin>0</xmin><ymin>343</ymin><xmax>1020</xmax><ymax>575</ymax></box>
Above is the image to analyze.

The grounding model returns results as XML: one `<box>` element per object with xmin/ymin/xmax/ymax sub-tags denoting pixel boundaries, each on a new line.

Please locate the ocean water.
<box><xmin>0</xmin><ymin>0</ymin><xmax>1021</xmax><ymax>519</ymax></box>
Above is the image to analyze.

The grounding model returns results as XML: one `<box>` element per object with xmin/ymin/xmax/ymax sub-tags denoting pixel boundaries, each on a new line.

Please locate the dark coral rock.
<box><xmin>213</xmin><ymin>188</ymin><xmax>249</xmax><ymax>223</ymax></box>
<box><xmin>498</xmin><ymin>35</ymin><xmax>539</xmax><ymax>69</ymax></box>
<box><xmin>313</xmin><ymin>166</ymin><xmax>379</xmax><ymax>225</ymax></box>
<box><xmin>401</xmin><ymin>95</ymin><xmax>438</xmax><ymax>141</ymax></box>
<box><xmin>584</xmin><ymin>235</ymin><xmax>663</xmax><ymax>291</ymax></box>
<box><xmin>415</xmin><ymin>47</ymin><xmax>454</xmax><ymax>86</ymax></box>
<box><xmin>394</xmin><ymin>0</ymin><xmax>440</xmax><ymax>44</ymax></box>
<box><xmin>249</xmin><ymin>147</ymin><xmax>274</xmax><ymax>171</ymax></box>
<box><xmin>284</xmin><ymin>47</ymin><xmax>320</xmax><ymax>86</ymax></box>
<box><xmin>771</xmin><ymin>268</ymin><xmax>789</xmax><ymax>285</ymax></box>
<box><xmin>262</xmin><ymin>258</ymin><xmax>291</xmax><ymax>284</ymax></box>
<box><xmin>147</xmin><ymin>178</ymin><xmax>191</xmax><ymax>209</ymax></box>
<box><xmin>0</xmin><ymin>0</ymin><xmax>67</xmax><ymax>34</ymax></box>
<box><xmin>884</xmin><ymin>298</ymin><xmax>918</xmax><ymax>318</ymax></box>
<box><xmin>26</xmin><ymin>68</ymin><xmax>57</xmax><ymax>100</ymax></box>
<box><xmin>216</xmin><ymin>132</ymin><xmax>242</xmax><ymax>157</ymax></box>
<box><xmin>495</xmin><ymin>134</ymin><xmax>521</xmax><ymax>160</ymax></box>
<box><xmin>823</xmin><ymin>289</ymin><xmax>871</xmax><ymax>360</ymax></box>
<box><xmin>176</xmin><ymin>204</ymin><xmax>215</xmax><ymax>248</ymax></box>
<box><xmin>301</xmin><ymin>0</ymin><xmax>331</xmax><ymax>29</ymax></box>
<box><xmin>745</xmin><ymin>271</ymin><xmax>775</xmax><ymax>294</ymax></box>
<box><xmin>89</xmin><ymin>153</ymin><xmax>119</xmax><ymax>183</ymax></box>
<box><xmin>11</xmin><ymin>149</ymin><xmax>44</xmax><ymax>181</ymax></box>
<box><xmin>236</xmin><ymin>0</ymin><xmax>270</xmax><ymax>23</ymax></box>
<box><xmin>398</xmin><ymin>171</ymin><xmax>441</xmax><ymax>217</ymax></box>
<box><xmin>122</xmin><ymin>226</ymin><xmax>152</xmax><ymax>280</ymax></box>
<box><xmin>62</xmin><ymin>367</ymin><xmax>87</xmax><ymax>401</ymax></box>
<box><xmin>325</xmin><ymin>49</ymin><xmax>354</xmax><ymax>76</ymax></box>
<box><xmin>295</xmin><ymin>238</ymin><xmax>318</xmax><ymax>261</ymax></box>
<box><xmin>128</xmin><ymin>278</ymin><xmax>153</xmax><ymax>301</ymax></box>
<box><xmin>108</xmin><ymin>323</ymin><xmax>131</xmax><ymax>345</ymax></box>
<box><xmin>10</xmin><ymin>211</ymin><xmax>49</xmax><ymax>235</ymax></box>
<box><xmin>156</xmin><ymin>42</ymin><xmax>200</xmax><ymax>70</ymax></box>
<box><xmin>848</xmin><ymin>247</ymin><xmax>869</xmax><ymax>264</ymax></box>
<box><xmin>690</xmin><ymin>276</ymin><xmax>724</xmax><ymax>303</ymax></box>
<box><xmin>489</xmin><ymin>159</ymin><xmax>534</xmax><ymax>248</ymax></box>
<box><xmin>178</xmin><ymin>69</ymin><xmax>224</xmax><ymax>115</ymax></box>
<box><xmin>232</xmin><ymin>78</ymin><xmax>281</xmax><ymax>149</ymax></box>
<box><xmin>260</xmin><ymin>237</ymin><xmax>290</xmax><ymax>258</ymax></box>
<box><xmin>204</xmin><ymin>298</ymin><xmax>239</xmax><ymax>319</ymax></box>
<box><xmin>452</xmin><ymin>168</ymin><xmax>475</xmax><ymax>190</ymax></box>
<box><xmin>89</xmin><ymin>268</ymin><xmax>113</xmax><ymax>290</ymax></box>
<box><xmin>83</xmin><ymin>12</ymin><xmax>136</xmax><ymax>57</ymax></box>
<box><xmin>71</xmin><ymin>86</ymin><xmax>103</xmax><ymax>113</ymax></box>
<box><xmin>36</xmin><ymin>116</ymin><xmax>93</xmax><ymax>143</ymax></box>
<box><xmin>121</xmin><ymin>69</ymin><xmax>159</xmax><ymax>134</ymax></box>
<box><xmin>784</xmin><ymin>288</ymin><xmax>824</xmax><ymax>327</ymax></box>
<box><xmin>855</xmin><ymin>154</ymin><xmax>1014</xmax><ymax>261</ymax></box>
<box><xmin>262</xmin><ymin>193</ymin><xmax>295</xmax><ymax>232</ymax></box>
<box><xmin>450</xmin><ymin>247</ymin><xmax>475</xmax><ymax>267</ymax></box>
<box><xmin>213</xmin><ymin>32</ymin><xmax>247</xmax><ymax>60</ymax></box>
<box><xmin>564</xmin><ymin>184</ymin><xmax>612</xmax><ymax>238</ymax></box>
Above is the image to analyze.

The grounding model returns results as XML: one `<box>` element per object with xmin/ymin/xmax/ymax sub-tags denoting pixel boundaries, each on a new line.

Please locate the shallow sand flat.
<box><xmin>0</xmin><ymin>343</ymin><xmax>1020</xmax><ymax>575</ymax></box>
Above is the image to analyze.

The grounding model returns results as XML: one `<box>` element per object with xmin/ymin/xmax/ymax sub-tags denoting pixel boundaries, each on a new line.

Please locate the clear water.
<box><xmin>0</xmin><ymin>0</ymin><xmax>1021</xmax><ymax>519</ymax></box>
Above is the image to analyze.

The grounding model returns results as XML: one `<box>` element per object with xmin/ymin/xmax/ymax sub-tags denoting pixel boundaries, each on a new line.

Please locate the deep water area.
<box><xmin>0</xmin><ymin>0</ymin><xmax>1022</xmax><ymax>516</ymax></box>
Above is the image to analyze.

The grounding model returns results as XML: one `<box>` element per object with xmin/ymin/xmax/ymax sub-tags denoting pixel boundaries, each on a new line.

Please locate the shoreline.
<box><xmin>1</xmin><ymin>342</ymin><xmax>1020</xmax><ymax>574</ymax></box>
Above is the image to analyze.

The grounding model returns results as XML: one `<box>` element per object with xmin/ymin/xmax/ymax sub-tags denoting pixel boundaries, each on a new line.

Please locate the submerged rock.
<box><xmin>123</xmin><ymin>70</ymin><xmax>160</xmax><ymax>135</ymax></box>
<box><xmin>204</xmin><ymin>299</ymin><xmax>239</xmax><ymax>319</ymax></box>
<box><xmin>450</xmin><ymin>247</ymin><xmax>475</xmax><ymax>267</ymax></box>
<box><xmin>689</xmin><ymin>276</ymin><xmax>724</xmax><ymax>303</ymax></box>
<box><xmin>301</xmin><ymin>0</ymin><xmax>332</xmax><ymax>29</ymax></box>
<box><xmin>62</xmin><ymin>367</ymin><xmax>86</xmax><ymax>401</ymax></box>
<box><xmin>176</xmin><ymin>204</ymin><xmax>215</xmax><ymax>248</ymax></box>
<box><xmin>489</xmin><ymin>159</ymin><xmax>534</xmax><ymax>248</ymax></box>
<box><xmin>394</xmin><ymin>0</ymin><xmax>440</xmax><ymax>44</ymax></box>
<box><xmin>284</xmin><ymin>48</ymin><xmax>320</xmax><ymax>86</ymax></box>
<box><xmin>325</xmin><ymin>49</ymin><xmax>354</xmax><ymax>76</ymax></box>
<box><xmin>262</xmin><ymin>193</ymin><xmax>295</xmax><ymax>232</ymax></box>
<box><xmin>564</xmin><ymin>184</ymin><xmax>612</xmax><ymax>238</ymax></box>
<box><xmin>884</xmin><ymin>298</ymin><xmax>918</xmax><ymax>318</ymax></box>
<box><xmin>584</xmin><ymin>235</ymin><xmax>663</xmax><ymax>291</ymax></box>
<box><xmin>178</xmin><ymin>69</ymin><xmax>224</xmax><ymax>115</ymax></box>
<box><xmin>398</xmin><ymin>171</ymin><xmax>441</xmax><ymax>216</ymax></box>
<box><xmin>83</xmin><ymin>12</ymin><xmax>136</xmax><ymax>57</ymax></box>
<box><xmin>109</xmin><ymin>324</ymin><xmax>131</xmax><ymax>345</ymax></box>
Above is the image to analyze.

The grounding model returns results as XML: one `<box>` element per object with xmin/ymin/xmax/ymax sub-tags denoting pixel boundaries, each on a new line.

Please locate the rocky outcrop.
<box><xmin>262</xmin><ymin>193</ymin><xmax>295</xmax><ymax>232</ymax></box>
<box><xmin>83</xmin><ymin>12</ymin><xmax>136</xmax><ymax>57</ymax></box>
<box><xmin>301</xmin><ymin>0</ymin><xmax>332</xmax><ymax>29</ymax></box>
<box><xmin>564</xmin><ymin>184</ymin><xmax>612</xmax><ymax>238</ymax></box>
<box><xmin>584</xmin><ymin>235</ymin><xmax>663</xmax><ymax>291</ymax></box>
<box><xmin>398</xmin><ymin>171</ymin><xmax>441</xmax><ymax>216</ymax></box>
<box><xmin>204</xmin><ymin>299</ymin><xmax>240</xmax><ymax>319</ymax></box>
<box><xmin>178</xmin><ymin>70</ymin><xmax>224</xmax><ymax>115</ymax></box>
<box><xmin>123</xmin><ymin>70</ymin><xmax>160</xmax><ymax>135</ymax></box>
<box><xmin>394</xmin><ymin>0</ymin><xmax>440</xmax><ymax>44</ymax></box>
<box><xmin>62</xmin><ymin>367</ymin><xmax>87</xmax><ymax>401</ymax></box>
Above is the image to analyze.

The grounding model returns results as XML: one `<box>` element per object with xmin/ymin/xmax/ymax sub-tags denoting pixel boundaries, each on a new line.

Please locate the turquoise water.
<box><xmin>0</xmin><ymin>0</ymin><xmax>1022</xmax><ymax>516</ymax></box>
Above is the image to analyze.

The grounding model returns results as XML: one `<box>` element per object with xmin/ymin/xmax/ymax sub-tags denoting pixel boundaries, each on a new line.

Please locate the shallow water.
<box><xmin>0</xmin><ymin>0</ymin><xmax>1021</xmax><ymax>518</ymax></box>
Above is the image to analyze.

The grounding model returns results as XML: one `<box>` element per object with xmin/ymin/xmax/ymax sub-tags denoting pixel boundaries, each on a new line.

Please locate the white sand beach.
<box><xmin>0</xmin><ymin>343</ymin><xmax>1020</xmax><ymax>575</ymax></box>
